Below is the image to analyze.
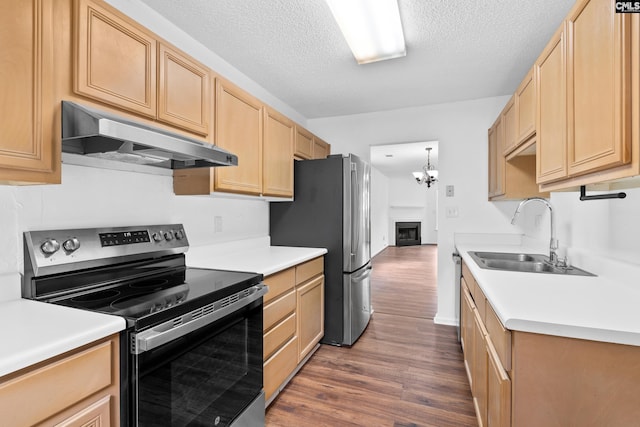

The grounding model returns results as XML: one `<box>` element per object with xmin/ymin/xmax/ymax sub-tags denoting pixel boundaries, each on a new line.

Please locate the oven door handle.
<box><xmin>133</xmin><ymin>283</ymin><xmax>268</xmax><ymax>354</ymax></box>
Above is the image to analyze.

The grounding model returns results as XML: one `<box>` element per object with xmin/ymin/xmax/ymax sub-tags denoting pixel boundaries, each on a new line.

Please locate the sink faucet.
<box><xmin>511</xmin><ymin>197</ymin><xmax>561</xmax><ymax>266</ymax></box>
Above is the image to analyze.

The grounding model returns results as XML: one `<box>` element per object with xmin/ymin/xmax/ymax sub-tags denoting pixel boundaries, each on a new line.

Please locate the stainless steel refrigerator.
<box><xmin>270</xmin><ymin>154</ymin><xmax>372</xmax><ymax>346</ymax></box>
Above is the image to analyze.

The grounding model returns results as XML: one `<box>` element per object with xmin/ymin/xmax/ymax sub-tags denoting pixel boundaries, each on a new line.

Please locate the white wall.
<box><xmin>308</xmin><ymin>96</ymin><xmax>517</xmax><ymax>325</ymax></box>
<box><xmin>387</xmin><ymin>176</ymin><xmax>438</xmax><ymax>245</ymax></box>
<box><xmin>0</xmin><ymin>165</ymin><xmax>269</xmax><ymax>275</ymax></box>
<box><xmin>516</xmin><ymin>187</ymin><xmax>640</xmax><ymax>266</ymax></box>
<box><xmin>370</xmin><ymin>167</ymin><xmax>390</xmax><ymax>257</ymax></box>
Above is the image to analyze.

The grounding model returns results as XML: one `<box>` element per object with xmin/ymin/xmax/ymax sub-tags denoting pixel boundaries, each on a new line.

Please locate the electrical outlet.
<box><xmin>446</xmin><ymin>207</ymin><xmax>459</xmax><ymax>218</ymax></box>
<box><xmin>534</xmin><ymin>214</ymin><xmax>542</xmax><ymax>229</ymax></box>
<box><xmin>214</xmin><ymin>216</ymin><xmax>223</xmax><ymax>233</ymax></box>
<box><xmin>446</xmin><ymin>185</ymin><xmax>454</xmax><ymax>197</ymax></box>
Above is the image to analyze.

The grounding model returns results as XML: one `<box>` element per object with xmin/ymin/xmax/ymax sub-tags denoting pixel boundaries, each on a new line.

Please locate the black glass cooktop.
<box><xmin>49</xmin><ymin>264</ymin><xmax>262</xmax><ymax>330</ymax></box>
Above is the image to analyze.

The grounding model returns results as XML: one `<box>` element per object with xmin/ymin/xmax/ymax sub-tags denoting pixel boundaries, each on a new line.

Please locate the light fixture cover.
<box><xmin>326</xmin><ymin>0</ymin><xmax>406</xmax><ymax>64</ymax></box>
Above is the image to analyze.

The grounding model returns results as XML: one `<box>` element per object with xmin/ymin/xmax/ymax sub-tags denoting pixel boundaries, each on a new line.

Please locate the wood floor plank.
<box><xmin>265</xmin><ymin>245</ymin><xmax>476</xmax><ymax>426</ymax></box>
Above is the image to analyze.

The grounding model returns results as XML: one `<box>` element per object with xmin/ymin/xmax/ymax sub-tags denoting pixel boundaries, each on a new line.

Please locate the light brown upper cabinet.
<box><xmin>0</xmin><ymin>0</ymin><xmax>60</xmax><ymax>184</ymax></box>
<box><xmin>263</xmin><ymin>107</ymin><xmax>294</xmax><ymax>197</ymax></box>
<box><xmin>214</xmin><ymin>78</ymin><xmax>264</xmax><ymax>195</ymax></box>
<box><xmin>294</xmin><ymin>126</ymin><xmax>314</xmax><ymax>160</ymax></box>
<box><xmin>489</xmin><ymin>108</ymin><xmax>548</xmax><ymax>201</ymax></box>
<box><xmin>566</xmin><ymin>0</ymin><xmax>631</xmax><ymax>176</ymax></box>
<box><xmin>501</xmin><ymin>97</ymin><xmax>517</xmax><ymax>156</ymax></box>
<box><xmin>515</xmin><ymin>68</ymin><xmax>536</xmax><ymax>147</ymax></box>
<box><xmin>157</xmin><ymin>43</ymin><xmax>211</xmax><ymax>136</ymax></box>
<box><xmin>313</xmin><ymin>137</ymin><xmax>331</xmax><ymax>159</ymax></box>
<box><xmin>75</xmin><ymin>0</ymin><xmax>157</xmax><ymax>118</ymax></box>
<box><xmin>536</xmin><ymin>25</ymin><xmax>568</xmax><ymax>184</ymax></box>
<box><xmin>537</xmin><ymin>0</ymin><xmax>634</xmax><ymax>188</ymax></box>
<box><xmin>488</xmin><ymin>122</ymin><xmax>500</xmax><ymax>199</ymax></box>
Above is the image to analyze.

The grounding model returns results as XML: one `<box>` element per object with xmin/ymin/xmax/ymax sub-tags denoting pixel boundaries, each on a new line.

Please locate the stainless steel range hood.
<box><xmin>61</xmin><ymin>101</ymin><xmax>238</xmax><ymax>169</ymax></box>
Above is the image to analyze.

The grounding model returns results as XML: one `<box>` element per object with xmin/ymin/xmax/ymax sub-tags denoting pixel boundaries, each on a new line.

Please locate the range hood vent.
<box><xmin>61</xmin><ymin>101</ymin><xmax>238</xmax><ymax>169</ymax></box>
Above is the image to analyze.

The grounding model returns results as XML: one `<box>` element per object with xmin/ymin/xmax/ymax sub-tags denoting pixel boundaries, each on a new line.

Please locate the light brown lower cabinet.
<box><xmin>462</xmin><ymin>260</ymin><xmax>640</xmax><ymax>427</ymax></box>
<box><xmin>0</xmin><ymin>334</ymin><xmax>120</xmax><ymax>427</ymax></box>
<box><xmin>263</xmin><ymin>256</ymin><xmax>324</xmax><ymax>404</ymax></box>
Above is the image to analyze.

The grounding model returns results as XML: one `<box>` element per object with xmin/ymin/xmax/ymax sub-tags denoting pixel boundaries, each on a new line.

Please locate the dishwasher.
<box><xmin>452</xmin><ymin>252</ymin><xmax>462</xmax><ymax>342</ymax></box>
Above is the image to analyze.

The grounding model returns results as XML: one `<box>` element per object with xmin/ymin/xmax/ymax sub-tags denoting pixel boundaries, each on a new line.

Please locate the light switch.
<box><xmin>214</xmin><ymin>216</ymin><xmax>223</xmax><ymax>232</ymax></box>
<box><xmin>446</xmin><ymin>185</ymin><xmax>454</xmax><ymax>197</ymax></box>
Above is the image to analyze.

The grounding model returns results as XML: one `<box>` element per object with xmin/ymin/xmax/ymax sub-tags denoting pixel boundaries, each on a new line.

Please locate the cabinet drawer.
<box><xmin>264</xmin><ymin>268</ymin><xmax>295</xmax><ymax>304</ymax></box>
<box><xmin>462</xmin><ymin>262</ymin><xmax>476</xmax><ymax>298</ymax></box>
<box><xmin>296</xmin><ymin>257</ymin><xmax>323</xmax><ymax>285</ymax></box>
<box><xmin>486</xmin><ymin>304</ymin><xmax>512</xmax><ymax>371</ymax></box>
<box><xmin>0</xmin><ymin>339</ymin><xmax>113</xmax><ymax>427</ymax></box>
<box><xmin>264</xmin><ymin>336</ymin><xmax>298</xmax><ymax>402</ymax></box>
<box><xmin>263</xmin><ymin>289</ymin><xmax>296</xmax><ymax>332</ymax></box>
<box><xmin>264</xmin><ymin>312</ymin><xmax>296</xmax><ymax>360</ymax></box>
<box><xmin>474</xmin><ymin>282</ymin><xmax>487</xmax><ymax>323</ymax></box>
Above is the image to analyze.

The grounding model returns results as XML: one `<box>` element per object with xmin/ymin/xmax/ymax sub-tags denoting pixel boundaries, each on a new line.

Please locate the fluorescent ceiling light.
<box><xmin>325</xmin><ymin>0</ymin><xmax>406</xmax><ymax>65</ymax></box>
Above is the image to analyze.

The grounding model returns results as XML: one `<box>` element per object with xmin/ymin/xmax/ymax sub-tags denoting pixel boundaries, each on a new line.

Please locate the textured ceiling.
<box><xmin>138</xmin><ymin>0</ymin><xmax>575</xmax><ymax>119</ymax></box>
<box><xmin>370</xmin><ymin>141</ymin><xmax>438</xmax><ymax>179</ymax></box>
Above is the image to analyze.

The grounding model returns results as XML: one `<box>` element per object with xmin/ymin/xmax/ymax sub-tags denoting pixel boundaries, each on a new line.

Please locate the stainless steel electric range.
<box><xmin>22</xmin><ymin>224</ymin><xmax>266</xmax><ymax>427</ymax></box>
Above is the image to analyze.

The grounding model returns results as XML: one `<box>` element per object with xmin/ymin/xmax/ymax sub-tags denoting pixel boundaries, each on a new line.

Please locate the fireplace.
<box><xmin>395</xmin><ymin>222</ymin><xmax>421</xmax><ymax>246</ymax></box>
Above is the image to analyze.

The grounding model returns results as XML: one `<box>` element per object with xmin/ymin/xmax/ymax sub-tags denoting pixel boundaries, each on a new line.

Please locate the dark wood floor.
<box><xmin>265</xmin><ymin>245</ymin><xmax>477</xmax><ymax>427</ymax></box>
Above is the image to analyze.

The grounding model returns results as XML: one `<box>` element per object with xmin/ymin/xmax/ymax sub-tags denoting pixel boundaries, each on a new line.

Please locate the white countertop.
<box><xmin>186</xmin><ymin>239</ymin><xmax>327</xmax><ymax>276</ymax></box>
<box><xmin>0</xmin><ymin>238</ymin><xmax>324</xmax><ymax>379</ymax></box>
<box><xmin>456</xmin><ymin>235</ymin><xmax>640</xmax><ymax>346</ymax></box>
<box><xmin>0</xmin><ymin>298</ymin><xmax>125</xmax><ymax>378</ymax></box>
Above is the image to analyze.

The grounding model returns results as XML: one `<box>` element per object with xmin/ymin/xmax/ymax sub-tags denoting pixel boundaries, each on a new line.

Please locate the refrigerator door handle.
<box><xmin>351</xmin><ymin>163</ymin><xmax>360</xmax><ymax>260</ymax></box>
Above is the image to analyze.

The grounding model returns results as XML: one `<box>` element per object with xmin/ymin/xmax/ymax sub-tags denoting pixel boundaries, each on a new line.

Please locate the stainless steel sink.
<box><xmin>468</xmin><ymin>251</ymin><xmax>595</xmax><ymax>276</ymax></box>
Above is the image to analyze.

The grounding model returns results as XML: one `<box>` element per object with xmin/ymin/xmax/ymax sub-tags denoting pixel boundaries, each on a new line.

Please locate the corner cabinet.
<box><xmin>461</xmin><ymin>260</ymin><xmax>640</xmax><ymax>426</ymax></box>
<box><xmin>0</xmin><ymin>334</ymin><xmax>120</xmax><ymax>427</ymax></box>
<box><xmin>263</xmin><ymin>256</ymin><xmax>324</xmax><ymax>405</ymax></box>
<box><xmin>0</xmin><ymin>0</ymin><xmax>60</xmax><ymax>184</ymax></box>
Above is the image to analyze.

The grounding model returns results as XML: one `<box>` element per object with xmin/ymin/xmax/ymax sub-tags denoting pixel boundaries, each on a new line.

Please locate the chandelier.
<box><xmin>412</xmin><ymin>147</ymin><xmax>438</xmax><ymax>188</ymax></box>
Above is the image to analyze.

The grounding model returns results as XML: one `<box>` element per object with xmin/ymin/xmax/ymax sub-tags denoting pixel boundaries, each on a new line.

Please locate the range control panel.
<box><xmin>24</xmin><ymin>224</ymin><xmax>189</xmax><ymax>275</ymax></box>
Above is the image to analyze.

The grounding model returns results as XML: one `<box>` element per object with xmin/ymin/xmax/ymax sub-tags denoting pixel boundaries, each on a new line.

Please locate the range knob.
<box><xmin>152</xmin><ymin>232</ymin><xmax>163</xmax><ymax>242</ymax></box>
<box><xmin>164</xmin><ymin>231</ymin><xmax>174</xmax><ymax>241</ymax></box>
<box><xmin>63</xmin><ymin>237</ymin><xmax>81</xmax><ymax>253</ymax></box>
<box><xmin>41</xmin><ymin>239</ymin><xmax>61</xmax><ymax>255</ymax></box>
<box><xmin>174</xmin><ymin>230</ymin><xmax>185</xmax><ymax>240</ymax></box>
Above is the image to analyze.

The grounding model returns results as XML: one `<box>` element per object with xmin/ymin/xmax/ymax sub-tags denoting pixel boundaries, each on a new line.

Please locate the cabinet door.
<box><xmin>294</xmin><ymin>126</ymin><xmax>314</xmax><ymax>160</ymax></box>
<box><xmin>313</xmin><ymin>137</ymin><xmax>330</xmax><ymax>159</ymax></box>
<box><xmin>75</xmin><ymin>0</ymin><xmax>157</xmax><ymax>118</ymax></box>
<box><xmin>501</xmin><ymin>97</ymin><xmax>517</xmax><ymax>155</ymax></box>
<box><xmin>536</xmin><ymin>25</ymin><xmax>567</xmax><ymax>183</ymax></box>
<box><xmin>263</xmin><ymin>107</ymin><xmax>294</xmax><ymax>197</ymax></box>
<box><xmin>566</xmin><ymin>0</ymin><xmax>632</xmax><ymax>176</ymax></box>
<box><xmin>214</xmin><ymin>79</ymin><xmax>263</xmax><ymax>195</ymax></box>
<box><xmin>461</xmin><ymin>282</ymin><xmax>474</xmax><ymax>386</ymax></box>
<box><xmin>53</xmin><ymin>396</ymin><xmax>111</xmax><ymax>427</ymax></box>
<box><xmin>472</xmin><ymin>308</ymin><xmax>488</xmax><ymax>427</ymax></box>
<box><xmin>487</xmin><ymin>125</ymin><xmax>497</xmax><ymax>199</ymax></box>
<box><xmin>0</xmin><ymin>0</ymin><xmax>60</xmax><ymax>184</ymax></box>
<box><xmin>515</xmin><ymin>68</ymin><xmax>536</xmax><ymax>145</ymax></box>
<box><xmin>493</xmin><ymin>118</ymin><xmax>505</xmax><ymax>198</ymax></box>
<box><xmin>296</xmin><ymin>275</ymin><xmax>324</xmax><ymax>362</ymax></box>
<box><xmin>157</xmin><ymin>43</ymin><xmax>211</xmax><ymax>136</ymax></box>
<box><xmin>486</xmin><ymin>339</ymin><xmax>511</xmax><ymax>427</ymax></box>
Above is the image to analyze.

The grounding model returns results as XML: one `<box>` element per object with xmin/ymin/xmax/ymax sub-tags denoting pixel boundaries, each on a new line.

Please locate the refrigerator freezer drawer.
<box><xmin>343</xmin><ymin>263</ymin><xmax>372</xmax><ymax>345</ymax></box>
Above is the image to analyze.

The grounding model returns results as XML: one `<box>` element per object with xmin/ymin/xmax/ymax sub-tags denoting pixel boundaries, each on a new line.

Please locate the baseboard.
<box><xmin>433</xmin><ymin>313</ymin><xmax>459</xmax><ymax>326</ymax></box>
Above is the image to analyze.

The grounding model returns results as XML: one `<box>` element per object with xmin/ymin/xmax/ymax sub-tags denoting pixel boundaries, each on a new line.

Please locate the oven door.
<box><xmin>130</xmin><ymin>286</ymin><xmax>266</xmax><ymax>427</ymax></box>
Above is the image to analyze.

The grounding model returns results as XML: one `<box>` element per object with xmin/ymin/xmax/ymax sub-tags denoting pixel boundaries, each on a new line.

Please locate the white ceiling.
<box><xmin>138</xmin><ymin>0</ymin><xmax>575</xmax><ymax>177</ymax></box>
<box><xmin>370</xmin><ymin>141</ymin><xmax>438</xmax><ymax>179</ymax></box>
<box><xmin>139</xmin><ymin>0</ymin><xmax>575</xmax><ymax>119</ymax></box>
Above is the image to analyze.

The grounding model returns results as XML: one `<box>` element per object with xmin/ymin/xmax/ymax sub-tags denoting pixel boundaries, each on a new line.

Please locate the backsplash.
<box><xmin>517</xmin><ymin>187</ymin><xmax>640</xmax><ymax>266</ymax></box>
<box><xmin>0</xmin><ymin>163</ymin><xmax>269</xmax><ymax>275</ymax></box>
